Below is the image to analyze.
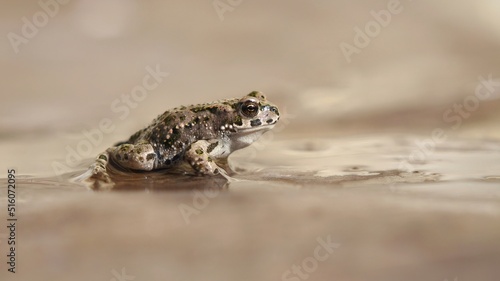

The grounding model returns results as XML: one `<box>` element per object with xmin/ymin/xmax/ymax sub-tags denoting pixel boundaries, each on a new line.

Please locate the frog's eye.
<box><xmin>240</xmin><ymin>100</ymin><xmax>259</xmax><ymax>118</ymax></box>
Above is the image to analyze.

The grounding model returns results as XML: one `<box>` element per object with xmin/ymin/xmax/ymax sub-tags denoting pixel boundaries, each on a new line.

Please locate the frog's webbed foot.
<box><xmin>91</xmin><ymin>154</ymin><xmax>111</xmax><ymax>181</ymax></box>
<box><xmin>185</xmin><ymin>140</ymin><xmax>226</xmax><ymax>176</ymax></box>
<box><xmin>84</xmin><ymin>149</ymin><xmax>115</xmax><ymax>190</ymax></box>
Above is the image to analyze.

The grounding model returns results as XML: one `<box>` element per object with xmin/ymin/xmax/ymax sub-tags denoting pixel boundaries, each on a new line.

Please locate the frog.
<box><xmin>88</xmin><ymin>91</ymin><xmax>280</xmax><ymax>184</ymax></box>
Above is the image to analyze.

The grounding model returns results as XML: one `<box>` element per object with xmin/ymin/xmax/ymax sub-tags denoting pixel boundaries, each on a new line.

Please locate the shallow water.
<box><xmin>7</xmin><ymin>134</ymin><xmax>500</xmax><ymax>193</ymax></box>
<box><xmin>2</xmin><ymin>134</ymin><xmax>500</xmax><ymax>281</ymax></box>
<box><xmin>2</xmin><ymin>1</ymin><xmax>500</xmax><ymax>281</ymax></box>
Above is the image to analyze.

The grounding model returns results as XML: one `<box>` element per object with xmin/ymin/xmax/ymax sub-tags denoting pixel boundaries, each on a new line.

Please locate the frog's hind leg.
<box><xmin>111</xmin><ymin>142</ymin><xmax>158</xmax><ymax>171</ymax></box>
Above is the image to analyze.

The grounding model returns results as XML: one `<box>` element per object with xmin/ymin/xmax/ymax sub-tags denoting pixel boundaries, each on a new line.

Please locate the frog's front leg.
<box><xmin>185</xmin><ymin>140</ymin><xmax>223</xmax><ymax>176</ymax></box>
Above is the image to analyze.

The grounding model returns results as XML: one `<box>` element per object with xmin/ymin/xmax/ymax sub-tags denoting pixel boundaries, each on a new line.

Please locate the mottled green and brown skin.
<box><xmin>90</xmin><ymin>91</ymin><xmax>279</xmax><ymax>181</ymax></box>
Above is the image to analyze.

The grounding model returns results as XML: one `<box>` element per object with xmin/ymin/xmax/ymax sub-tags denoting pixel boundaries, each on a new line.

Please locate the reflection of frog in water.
<box><xmin>89</xmin><ymin>91</ymin><xmax>280</xmax><ymax>183</ymax></box>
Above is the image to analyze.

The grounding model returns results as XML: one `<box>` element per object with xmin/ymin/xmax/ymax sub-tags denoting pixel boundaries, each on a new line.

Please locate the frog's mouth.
<box><xmin>254</xmin><ymin>114</ymin><xmax>279</xmax><ymax>127</ymax></box>
<box><xmin>236</xmin><ymin>119</ymin><xmax>278</xmax><ymax>134</ymax></box>
<box><xmin>238</xmin><ymin>123</ymin><xmax>275</xmax><ymax>133</ymax></box>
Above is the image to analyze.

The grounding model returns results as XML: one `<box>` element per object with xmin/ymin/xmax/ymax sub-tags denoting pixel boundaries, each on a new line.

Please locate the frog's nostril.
<box><xmin>266</xmin><ymin>119</ymin><xmax>274</xmax><ymax>124</ymax></box>
<box><xmin>270</xmin><ymin>106</ymin><xmax>279</xmax><ymax>115</ymax></box>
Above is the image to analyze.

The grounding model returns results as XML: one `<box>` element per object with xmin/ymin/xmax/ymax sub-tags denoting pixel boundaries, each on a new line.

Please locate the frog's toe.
<box><xmin>90</xmin><ymin>166</ymin><xmax>111</xmax><ymax>183</ymax></box>
<box><xmin>189</xmin><ymin>157</ymin><xmax>221</xmax><ymax>176</ymax></box>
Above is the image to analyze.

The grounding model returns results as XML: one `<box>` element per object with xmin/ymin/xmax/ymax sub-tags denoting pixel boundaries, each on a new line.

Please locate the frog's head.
<box><xmin>229</xmin><ymin>91</ymin><xmax>280</xmax><ymax>148</ymax></box>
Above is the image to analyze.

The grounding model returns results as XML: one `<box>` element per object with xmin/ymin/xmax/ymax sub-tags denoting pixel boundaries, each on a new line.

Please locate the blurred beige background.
<box><xmin>2</xmin><ymin>0</ymin><xmax>500</xmax><ymax>131</ymax></box>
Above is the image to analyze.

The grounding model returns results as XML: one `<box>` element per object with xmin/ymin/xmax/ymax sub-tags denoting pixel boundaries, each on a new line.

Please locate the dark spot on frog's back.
<box><xmin>161</xmin><ymin>114</ymin><xmax>175</xmax><ymax>124</ymax></box>
<box><xmin>190</xmin><ymin>106</ymin><xmax>219</xmax><ymax>114</ymax></box>
<box><xmin>250</xmin><ymin>119</ymin><xmax>262</xmax><ymax>127</ymax></box>
<box><xmin>207</xmin><ymin>107</ymin><xmax>219</xmax><ymax>114</ymax></box>
<box><xmin>190</xmin><ymin>106</ymin><xmax>204</xmax><ymax>113</ymax></box>
<box><xmin>223</xmin><ymin>101</ymin><xmax>238</xmax><ymax>109</ymax></box>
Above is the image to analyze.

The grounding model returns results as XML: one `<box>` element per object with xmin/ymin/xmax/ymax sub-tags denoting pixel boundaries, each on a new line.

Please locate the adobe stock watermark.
<box><xmin>339</xmin><ymin>0</ymin><xmax>407</xmax><ymax>63</ymax></box>
<box><xmin>281</xmin><ymin>235</ymin><xmax>340</xmax><ymax>281</ymax></box>
<box><xmin>110</xmin><ymin>268</ymin><xmax>135</xmax><ymax>281</ymax></box>
<box><xmin>397</xmin><ymin>74</ymin><xmax>500</xmax><ymax>173</ymax></box>
<box><xmin>7</xmin><ymin>0</ymin><xmax>70</xmax><ymax>54</ymax></box>
<box><xmin>213</xmin><ymin>0</ymin><xmax>243</xmax><ymax>21</ymax></box>
<box><xmin>178</xmin><ymin>186</ymin><xmax>221</xmax><ymax>225</ymax></box>
<box><xmin>51</xmin><ymin>64</ymin><xmax>169</xmax><ymax>179</ymax></box>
